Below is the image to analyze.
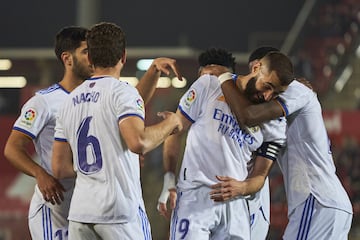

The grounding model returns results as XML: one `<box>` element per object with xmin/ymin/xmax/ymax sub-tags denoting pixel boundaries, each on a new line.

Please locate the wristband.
<box><xmin>218</xmin><ymin>72</ymin><xmax>237</xmax><ymax>84</ymax></box>
<box><xmin>157</xmin><ymin>172</ymin><xmax>176</xmax><ymax>204</ymax></box>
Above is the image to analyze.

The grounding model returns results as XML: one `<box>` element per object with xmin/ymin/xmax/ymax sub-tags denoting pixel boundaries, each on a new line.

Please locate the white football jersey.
<box><xmin>54</xmin><ymin>76</ymin><xmax>146</xmax><ymax>223</ymax></box>
<box><xmin>176</xmin><ymin>74</ymin><xmax>286</xmax><ymax>191</ymax></box>
<box><xmin>13</xmin><ymin>83</ymin><xmax>75</xmax><ymax>237</ymax></box>
<box><xmin>14</xmin><ymin>83</ymin><xmax>70</xmax><ymax>175</ymax></box>
<box><xmin>276</xmin><ymin>80</ymin><xmax>353</xmax><ymax>215</ymax></box>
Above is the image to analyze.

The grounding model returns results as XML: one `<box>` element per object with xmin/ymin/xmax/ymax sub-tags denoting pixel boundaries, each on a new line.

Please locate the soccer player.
<box><xmin>219</xmin><ymin>46</ymin><xmax>353</xmax><ymax>239</ymax></box>
<box><xmin>171</xmin><ymin>48</ymin><xmax>276</xmax><ymax>239</ymax></box>
<box><xmin>244</xmin><ymin>46</ymin><xmax>280</xmax><ymax>240</ymax></box>
<box><xmin>157</xmin><ymin>48</ymin><xmax>294</xmax><ymax>239</ymax></box>
<box><xmin>3</xmin><ymin>26</ymin><xmax>93</xmax><ymax>239</ymax></box>
<box><xmin>51</xmin><ymin>22</ymin><xmax>183</xmax><ymax>240</ymax></box>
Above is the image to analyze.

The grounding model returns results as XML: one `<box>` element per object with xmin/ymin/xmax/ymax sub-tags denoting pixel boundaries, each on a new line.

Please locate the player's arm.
<box><xmin>136</xmin><ymin>57</ymin><xmax>182</xmax><ymax>105</ymax></box>
<box><xmin>51</xmin><ymin>140</ymin><xmax>75</xmax><ymax>179</ymax></box>
<box><xmin>4</xmin><ymin>130</ymin><xmax>44</xmax><ymax>177</ymax></box>
<box><xmin>243</xmin><ymin>100</ymin><xmax>284</xmax><ymax>127</ymax></box>
<box><xmin>158</xmin><ymin>109</ymin><xmax>192</xmax><ymax>219</ymax></box>
<box><xmin>4</xmin><ymin>130</ymin><xmax>66</xmax><ymax>205</ymax></box>
<box><xmin>219</xmin><ymin>73</ymin><xmax>284</xmax><ymax>127</ymax></box>
<box><xmin>119</xmin><ymin>111</ymin><xmax>183</xmax><ymax>155</ymax></box>
<box><xmin>243</xmin><ymin>155</ymin><xmax>274</xmax><ymax>193</ymax></box>
<box><xmin>245</xmin><ymin>78</ymin><xmax>314</xmax><ymax>126</ymax></box>
<box><xmin>209</xmin><ymin>156</ymin><xmax>273</xmax><ymax>202</ymax></box>
<box><xmin>210</xmin><ymin>141</ymin><xmax>281</xmax><ymax>201</ymax></box>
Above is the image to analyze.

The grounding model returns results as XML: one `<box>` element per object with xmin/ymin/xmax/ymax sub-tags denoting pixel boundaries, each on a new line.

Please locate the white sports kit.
<box><xmin>276</xmin><ymin>80</ymin><xmax>353</xmax><ymax>239</ymax></box>
<box><xmin>170</xmin><ymin>75</ymin><xmax>287</xmax><ymax>240</ymax></box>
<box><xmin>54</xmin><ymin>76</ymin><xmax>151</xmax><ymax>240</ymax></box>
<box><xmin>13</xmin><ymin>84</ymin><xmax>74</xmax><ymax>240</ymax></box>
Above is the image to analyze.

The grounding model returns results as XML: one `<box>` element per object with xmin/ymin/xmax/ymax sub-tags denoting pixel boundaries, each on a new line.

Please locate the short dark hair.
<box><xmin>262</xmin><ymin>51</ymin><xmax>294</xmax><ymax>86</ymax></box>
<box><xmin>54</xmin><ymin>26</ymin><xmax>89</xmax><ymax>65</ymax></box>
<box><xmin>248</xmin><ymin>46</ymin><xmax>279</xmax><ymax>63</ymax></box>
<box><xmin>87</xmin><ymin>22</ymin><xmax>126</xmax><ymax>68</ymax></box>
<box><xmin>198</xmin><ymin>48</ymin><xmax>236</xmax><ymax>72</ymax></box>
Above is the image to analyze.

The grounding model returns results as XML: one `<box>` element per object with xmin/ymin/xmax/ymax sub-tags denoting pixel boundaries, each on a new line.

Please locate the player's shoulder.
<box><xmin>190</xmin><ymin>74</ymin><xmax>219</xmax><ymax>94</ymax></box>
<box><xmin>280</xmin><ymin>79</ymin><xmax>313</xmax><ymax>100</ymax></box>
<box><xmin>289</xmin><ymin>80</ymin><xmax>313</xmax><ymax>93</ymax></box>
<box><xmin>196</xmin><ymin>74</ymin><xmax>217</xmax><ymax>85</ymax></box>
<box><xmin>37</xmin><ymin>83</ymin><xmax>62</xmax><ymax>94</ymax></box>
<box><xmin>92</xmin><ymin>76</ymin><xmax>132</xmax><ymax>90</ymax></box>
<box><xmin>36</xmin><ymin>84</ymin><xmax>70</xmax><ymax>101</ymax></box>
<box><xmin>102</xmin><ymin>77</ymin><xmax>140</xmax><ymax>99</ymax></box>
<box><xmin>33</xmin><ymin>83</ymin><xmax>70</xmax><ymax>110</ymax></box>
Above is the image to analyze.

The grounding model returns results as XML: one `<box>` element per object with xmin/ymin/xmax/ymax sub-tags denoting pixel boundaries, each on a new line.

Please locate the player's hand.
<box><xmin>209</xmin><ymin>175</ymin><xmax>244</xmax><ymax>202</ymax></box>
<box><xmin>157</xmin><ymin>172</ymin><xmax>177</xmax><ymax>220</ymax></box>
<box><xmin>158</xmin><ymin>189</ymin><xmax>177</xmax><ymax>220</ymax></box>
<box><xmin>157</xmin><ymin>111</ymin><xmax>183</xmax><ymax>134</ymax></box>
<box><xmin>151</xmin><ymin>57</ymin><xmax>182</xmax><ymax>81</ymax></box>
<box><xmin>36</xmin><ymin>169</ymin><xmax>65</xmax><ymax>205</ymax></box>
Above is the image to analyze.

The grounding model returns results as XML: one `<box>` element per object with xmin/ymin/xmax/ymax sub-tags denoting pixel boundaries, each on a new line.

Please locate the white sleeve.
<box><xmin>13</xmin><ymin>94</ymin><xmax>50</xmax><ymax>139</ymax></box>
<box><xmin>256</xmin><ymin>117</ymin><xmax>287</xmax><ymax>161</ymax></box>
<box><xmin>277</xmin><ymin>80</ymin><xmax>313</xmax><ymax>117</ymax></box>
<box><xmin>54</xmin><ymin>112</ymin><xmax>66</xmax><ymax>142</ymax></box>
<box><xmin>114</xmin><ymin>83</ymin><xmax>145</xmax><ymax>122</ymax></box>
<box><xmin>178</xmin><ymin>74</ymin><xmax>212</xmax><ymax>123</ymax></box>
<box><xmin>261</xmin><ymin>117</ymin><xmax>287</xmax><ymax>146</ymax></box>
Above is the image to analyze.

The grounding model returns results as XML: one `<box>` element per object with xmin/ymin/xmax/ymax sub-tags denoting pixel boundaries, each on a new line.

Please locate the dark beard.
<box><xmin>244</xmin><ymin>77</ymin><xmax>266</xmax><ymax>104</ymax></box>
<box><xmin>73</xmin><ymin>56</ymin><xmax>92</xmax><ymax>80</ymax></box>
<box><xmin>243</xmin><ymin>77</ymin><xmax>260</xmax><ymax>103</ymax></box>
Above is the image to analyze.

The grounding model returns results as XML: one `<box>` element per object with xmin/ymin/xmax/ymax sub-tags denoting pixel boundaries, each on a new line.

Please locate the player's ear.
<box><xmin>251</xmin><ymin>61</ymin><xmax>261</xmax><ymax>74</ymax></box>
<box><xmin>248</xmin><ymin>59</ymin><xmax>259</xmax><ymax>70</ymax></box>
<box><xmin>62</xmin><ymin>52</ymin><xmax>72</xmax><ymax>66</ymax></box>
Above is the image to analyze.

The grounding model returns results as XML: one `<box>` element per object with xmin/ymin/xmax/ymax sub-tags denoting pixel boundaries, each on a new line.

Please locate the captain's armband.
<box><xmin>256</xmin><ymin>142</ymin><xmax>282</xmax><ymax>161</ymax></box>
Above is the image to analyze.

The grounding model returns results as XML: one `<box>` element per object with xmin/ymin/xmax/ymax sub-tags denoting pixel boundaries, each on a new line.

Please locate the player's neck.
<box><xmin>236</xmin><ymin>75</ymin><xmax>247</xmax><ymax>93</ymax></box>
<box><xmin>58</xmin><ymin>74</ymin><xmax>84</xmax><ymax>92</ymax></box>
<box><xmin>93</xmin><ymin>67</ymin><xmax>121</xmax><ymax>80</ymax></box>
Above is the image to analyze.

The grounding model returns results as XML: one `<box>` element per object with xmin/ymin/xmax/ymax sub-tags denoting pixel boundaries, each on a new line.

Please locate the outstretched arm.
<box><xmin>119</xmin><ymin>111</ymin><xmax>183</xmax><ymax>155</ymax></box>
<box><xmin>157</xmin><ymin>110</ymin><xmax>192</xmax><ymax>219</ymax></box>
<box><xmin>136</xmin><ymin>57</ymin><xmax>182</xmax><ymax>104</ymax></box>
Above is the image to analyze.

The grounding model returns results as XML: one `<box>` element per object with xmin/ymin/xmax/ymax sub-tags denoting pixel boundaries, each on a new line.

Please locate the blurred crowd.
<box><xmin>291</xmin><ymin>0</ymin><xmax>360</xmax><ymax>96</ymax></box>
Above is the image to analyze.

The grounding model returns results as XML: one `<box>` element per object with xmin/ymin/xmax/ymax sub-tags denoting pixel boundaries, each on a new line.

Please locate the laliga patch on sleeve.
<box><xmin>19</xmin><ymin>108</ymin><xmax>37</xmax><ymax>128</ymax></box>
<box><xmin>184</xmin><ymin>89</ymin><xmax>196</xmax><ymax>108</ymax></box>
<box><xmin>135</xmin><ymin>98</ymin><xmax>145</xmax><ymax>113</ymax></box>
